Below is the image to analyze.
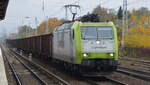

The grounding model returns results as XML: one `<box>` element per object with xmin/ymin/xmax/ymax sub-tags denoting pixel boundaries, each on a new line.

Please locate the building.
<box><xmin>0</xmin><ymin>0</ymin><xmax>9</xmax><ymax>20</ymax></box>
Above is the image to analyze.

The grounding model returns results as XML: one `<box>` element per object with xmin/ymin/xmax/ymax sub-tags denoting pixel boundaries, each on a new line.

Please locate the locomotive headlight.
<box><xmin>96</xmin><ymin>41</ymin><xmax>100</xmax><ymax>44</ymax></box>
<box><xmin>109</xmin><ymin>53</ymin><xmax>114</xmax><ymax>57</ymax></box>
<box><xmin>83</xmin><ymin>53</ymin><xmax>88</xmax><ymax>57</ymax></box>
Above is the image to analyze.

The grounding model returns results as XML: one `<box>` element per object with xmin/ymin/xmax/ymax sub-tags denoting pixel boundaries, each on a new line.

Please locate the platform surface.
<box><xmin>0</xmin><ymin>48</ymin><xmax>8</xmax><ymax>85</ymax></box>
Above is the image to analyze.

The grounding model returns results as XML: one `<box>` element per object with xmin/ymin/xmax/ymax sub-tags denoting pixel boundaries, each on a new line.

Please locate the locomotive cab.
<box><xmin>72</xmin><ymin>21</ymin><xmax>118</xmax><ymax>74</ymax></box>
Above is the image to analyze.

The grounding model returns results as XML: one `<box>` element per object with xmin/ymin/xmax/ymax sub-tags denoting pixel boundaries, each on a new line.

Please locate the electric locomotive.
<box><xmin>53</xmin><ymin>21</ymin><xmax>118</xmax><ymax>75</ymax></box>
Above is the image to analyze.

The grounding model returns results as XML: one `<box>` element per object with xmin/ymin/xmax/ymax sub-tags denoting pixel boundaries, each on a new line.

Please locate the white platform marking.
<box><xmin>0</xmin><ymin>48</ymin><xmax>8</xmax><ymax>85</ymax></box>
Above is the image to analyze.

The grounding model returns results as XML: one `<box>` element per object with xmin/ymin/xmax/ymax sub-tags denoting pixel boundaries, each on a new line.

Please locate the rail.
<box><xmin>8</xmin><ymin>47</ymin><xmax>71</xmax><ymax>85</ymax></box>
<box><xmin>3</xmin><ymin>53</ymin><xmax>22</xmax><ymax>85</ymax></box>
<box><xmin>117</xmin><ymin>66</ymin><xmax>150</xmax><ymax>81</ymax></box>
<box><xmin>120</xmin><ymin>58</ymin><xmax>150</xmax><ymax>65</ymax></box>
<box><xmin>85</xmin><ymin>77</ymin><xmax>128</xmax><ymax>85</ymax></box>
<box><xmin>2</xmin><ymin>47</ymin><xmax>48</xmax><ymax>85</ymax></box>
<box><xmin>105</xmin><ymin>77</ymin><xmax>128</xmax><ymax>85</ymax></box>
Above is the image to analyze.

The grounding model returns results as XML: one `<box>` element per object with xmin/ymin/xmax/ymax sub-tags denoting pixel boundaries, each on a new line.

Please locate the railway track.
<box><xmin>2</xmin><ymin>48</ymin><xmax>48</xmax><ymax>85</ymax></box>
<box><xmin>85</xmin><ymin>77</ymin><xmax>128</xmax><ymax>85</ymax></box>
<box><xmin>117</xmin><ymin>66</ymin><xmax>150</xmax><ymax>81</ymax></box>
<box><xmin>3</xmin><ymin>54</ymin><xmax>22</xmax><ymax>85</ymax></box>
<box><xmin>2</xmin><ymin>44</ymin><xmax>129</xmax><ymax>85</ymax></box>
<box><xmin>105</xmin><ymin>77</ymin><xmax>128</xmax><ymax>85</ymax></box>
<box><xmin>9</xmin><ymin>48</ymin><xmax>127</xmax><ymax>85</ymax></box>
<box><xmin>120</xmin><ymin>57</ymin><xmax>150</xmax><ymax>65</ymax></box>
<box><xmin>2</xmin><ymin>45</ymin><xmax>70</xmax><ymax>85</ymax></box>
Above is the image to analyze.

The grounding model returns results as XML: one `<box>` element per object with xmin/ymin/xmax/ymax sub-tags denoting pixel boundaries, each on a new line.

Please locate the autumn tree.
<box><xmin>92</xmin><ymin>5</ymin><xmax>116</xmax><ymax>22</ymax></box>
<box><xmin>136</xmin><ymin>7</ymin><xmax>149</xmax><ymax>16</ymax></box>
<box><xmin>18</xmin><ymin>25</ymin><xmax>33</xmax><ymax>38</ymax></box>
<box><xmin>37</xmin><ymin>18</ymin><xmax>62</xmax><ymax>35</ymax></box>
<box><xmin>124</xmin><ymin>8</ymin><xmax>150</xmax><ymax>48</ymax></box>
<box><xmin>47</xmin><ymin>18</ymin><xmax>62</xmax><ymax>33</ymax></box>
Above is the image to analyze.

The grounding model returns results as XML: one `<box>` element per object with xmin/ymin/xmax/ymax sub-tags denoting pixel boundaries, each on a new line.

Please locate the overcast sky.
<box><xmin>0</xmin><ymin>0</ymin><xmax>150</xmax><ymax>35</ymax></box>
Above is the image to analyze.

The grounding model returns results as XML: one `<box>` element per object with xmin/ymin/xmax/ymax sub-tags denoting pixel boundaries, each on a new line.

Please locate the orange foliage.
<box><xmin>37</xmin><ymin>18</ymin><xmax>62</xmax><ymax>34</ymax></box>
<box><xmin>129</xmin><ymin>10</ymin><xmax>137</xmax><ymax>23</ymax></box>
<box><xmin>125</xmin><ymin>11</ymin><xmax>150</xmax><ymax>48</ymax></box>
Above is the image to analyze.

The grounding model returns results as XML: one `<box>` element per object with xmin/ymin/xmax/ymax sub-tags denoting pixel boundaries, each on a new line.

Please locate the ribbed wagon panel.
<box><xmin>6</xmin><ymin>33</ymin><xmax>53</xmax><ymax>59</ymax></box>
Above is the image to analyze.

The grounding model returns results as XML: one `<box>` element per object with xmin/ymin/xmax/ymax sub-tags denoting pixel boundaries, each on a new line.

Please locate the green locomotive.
<box><xmin>53</xmin><ymin>21</ymin><xmax>118</xmax><ymax>75</ymax></box>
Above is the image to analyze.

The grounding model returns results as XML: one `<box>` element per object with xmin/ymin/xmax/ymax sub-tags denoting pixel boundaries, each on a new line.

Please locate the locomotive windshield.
<box><xmin>81</xmin><ymin>26</ymin><xmax>114</xmax><ymax>39</ymax></box>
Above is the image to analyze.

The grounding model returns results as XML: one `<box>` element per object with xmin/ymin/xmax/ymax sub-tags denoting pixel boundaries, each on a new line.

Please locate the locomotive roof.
<box><xmin>55</xmin><ymin>22</ymin><xmax>73</xmax><ymax>31</ymax></box>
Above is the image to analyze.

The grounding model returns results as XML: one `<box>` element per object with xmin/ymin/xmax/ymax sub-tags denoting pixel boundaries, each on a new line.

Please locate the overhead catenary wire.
<box><xmin>42</xmin><ymin>0</ymin><xmax>82</xmax><ymax>20</ymax></box>
<box><xmin>48</xmin><ymin>7</ymin><xmax>64</xmax><ymax>18</ymax></box>
<box><xmin>100</xmin><ymin>0</ymin><xmax>149</xmax><ymax>11</ymax></box>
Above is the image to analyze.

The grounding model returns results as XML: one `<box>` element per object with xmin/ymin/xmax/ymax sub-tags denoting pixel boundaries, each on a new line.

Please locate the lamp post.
<box><xmin>42</xmin><ymin>0</ymin><xmax>49</xmax><ymax>33</ymax></box>
<box><xmin>35</xmin><ymin>17</ymin><xmax>38</xmax><ymax>35</ymax></box>
<box><xmin>23</xmin><ymin>17</ymin><xmax>39</xmax><ymax>37</ymax></box>
<box><xmin>24</xmin><ymin>17</ymin><xmax>31</xmax><ymax>37</ymax></box>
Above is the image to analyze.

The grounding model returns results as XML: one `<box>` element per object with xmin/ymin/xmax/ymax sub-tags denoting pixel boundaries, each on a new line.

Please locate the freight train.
<box><xmin>7</xmin><ymin>21</ymin><xmax>118</xmax><ymax>76</ymax></box>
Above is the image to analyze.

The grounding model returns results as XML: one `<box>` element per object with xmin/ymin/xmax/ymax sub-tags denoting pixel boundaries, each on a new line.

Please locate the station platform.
<box><xmin>0</xmin><ymin>48</ymin><xmax>8</xmax><ymax>85</ymax></box>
